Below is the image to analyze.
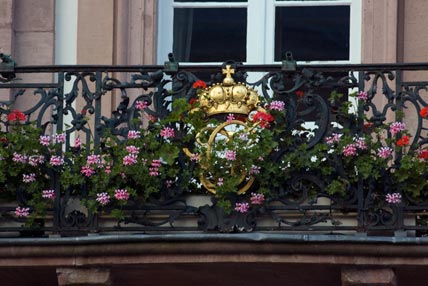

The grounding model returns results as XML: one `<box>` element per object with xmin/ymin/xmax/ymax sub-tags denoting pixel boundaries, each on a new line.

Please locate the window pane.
<box><xmin>173</xmin><ymin>8</ymin><xmax>247</xmax><ymax>62</ymax></box>
<box><xmin>274</xmin><ymin>6</ymin><xmax>350</xmax><ymax>61</ymax></box>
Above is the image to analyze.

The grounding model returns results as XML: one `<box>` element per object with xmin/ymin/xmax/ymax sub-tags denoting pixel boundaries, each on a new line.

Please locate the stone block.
<box><xmin>0</xmin><ymin>0</ymin><xmax>13</xmax><ymax>27</ymax></box>
<box><xmin>14</xmin><ymin>31</ymin><xmax>54</xmax><ymax>65</ymax></box>
<box><xmin>57</xmin><ymin>267</ymin><xmax>112</xmax><ymax>286</ymax></box>
<box><xmin>14</xmin><ymin>0</ymin><xmax>54</xmax><ymax>32</ymax></box>
<box><xmin>342</xmin><ymin>268</ymin><xmax>397</xmax><ymax>286</ymax></box>
<box><xmin>0</xmin><ymin>27</ymin><xmax>13</xmax><ymax>54</ymax></box>
<box><xmin>12</xmin><ymin>31</ymin><xmax>54</xmax><ymax>112</ymax></box>
<box><xmin>128</xmin><ymin>0</ymin><xmax>157</xmax><ymax>65</ymax></box>
<box><xmin>77</xmin><ymin>0</ymin><xmax>114</xmax><ymax>64</ymax></box>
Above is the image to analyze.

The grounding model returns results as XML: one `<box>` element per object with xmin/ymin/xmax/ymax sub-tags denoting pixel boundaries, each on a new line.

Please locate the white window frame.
<box><xmin>157</xmin><ymin>0</ymin><xmax>362</xmax><ymax>65</ymax></box>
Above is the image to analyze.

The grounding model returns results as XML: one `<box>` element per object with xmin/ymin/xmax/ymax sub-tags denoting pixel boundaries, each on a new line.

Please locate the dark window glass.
<box><xmin>173</xmin><ymin>8</ymin><xmax>247</xmax><ymax>62</ymax></box>
<box><xmin>275</xmin><ymin>6</ymin><xmax>350</xmax><ymax>61</ymax></box>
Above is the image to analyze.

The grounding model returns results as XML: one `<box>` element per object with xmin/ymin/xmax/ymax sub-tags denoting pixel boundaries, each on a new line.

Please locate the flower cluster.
<box><xmin>10</xmin><ymin>82</ymin><xmax>428</xmax><ymax>227</ymax></box>
<box><xmin>183</xmin><ymin>81</ymin><xmax>288</xmax><ymax>213</ymax></box>
<box><xmin>252</xmin><ymin>111</ymin><xmax>274</xmax><ymax>128</ymax></box>
<box><xmin>323</xmin><ymin>88</ymin><xmax>428</xmax><ymax>206</ymax></box>
<box><xmin>385</xmin><ymin>193</ymin><xmax>402</xmax><ymax>204</ymax></box>
<box><xmin>0</xmin><ymin>111</ymin><xmax>76</xmax><ymax>223</ymax></box>
<box><xmin>8</xmin><ymin>110</ymin><xmax>26</xmax><ymax>123</ymax></box>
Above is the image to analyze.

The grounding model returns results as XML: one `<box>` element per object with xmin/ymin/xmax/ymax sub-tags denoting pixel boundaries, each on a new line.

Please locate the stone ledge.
<box><xmin>0</xmin><ymin>239</ymin><xmax>427</xmax><ymax>268</ymax></box>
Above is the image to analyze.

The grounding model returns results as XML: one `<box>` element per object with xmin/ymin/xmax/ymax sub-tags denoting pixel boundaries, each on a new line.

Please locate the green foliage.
<box><xmin>5</xmin><ymin>88</ymin><xmax>428</xmax><ymax>225</ymax></box>
<box><xmin>322</xmin><ymin>90</ymin><xmax>428</xmax><ymax>205</ymax></box>
<box><xmin>325</xmin><ymin>178</ymin><xmax>348</xmax><ymax>196</ymax></box>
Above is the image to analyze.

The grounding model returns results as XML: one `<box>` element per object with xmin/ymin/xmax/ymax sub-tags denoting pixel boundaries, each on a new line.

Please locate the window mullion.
<box><xmin>157</xmin><ymin>0</ymin><xmax>174</xmax><ymax>64</ymax></box>
<box><xmin>264</xmin><ymin>0</ymin><xmax>276</xmax><ymax>63</ymax></box>
<box><xmin>349</xmin><ymin>0</ymin><xmax>362</xmax><ymax>63</ymax></box>
<box><xmin>246</xmin><ymin>0</ymin><xmax>267</xmax><ymax>64</ymax></box>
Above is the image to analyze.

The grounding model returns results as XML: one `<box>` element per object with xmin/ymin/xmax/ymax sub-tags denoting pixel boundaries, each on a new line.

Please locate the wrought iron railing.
<box><xmin>1</xmin><ymin>53</ymin><xmax>428</xmax><ymax>237</ymax></box>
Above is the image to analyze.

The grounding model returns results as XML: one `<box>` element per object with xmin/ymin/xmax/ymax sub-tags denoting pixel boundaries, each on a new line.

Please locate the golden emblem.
<box><xmin>186</xmin><ymin>65</ymin><xmax>264</xmax><ymax>194</ymax></box>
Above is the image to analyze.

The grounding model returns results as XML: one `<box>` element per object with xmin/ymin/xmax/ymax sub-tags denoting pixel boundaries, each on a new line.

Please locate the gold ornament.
<box><xmin>196</xmin><ymin>65</ymin><xmax>260</xmax><ymax>117</ymax></box>
<box><xmin>186</xmin><ymin>65</ymin><xmax>264</xmax><ymax>194</ymax></box>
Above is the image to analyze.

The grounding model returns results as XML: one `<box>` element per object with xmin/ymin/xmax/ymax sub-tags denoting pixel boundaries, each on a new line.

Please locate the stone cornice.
<box><xmin>0</xmin><ymin>234</ymin><xmax>428</xmax><ymax>267</ymax></box>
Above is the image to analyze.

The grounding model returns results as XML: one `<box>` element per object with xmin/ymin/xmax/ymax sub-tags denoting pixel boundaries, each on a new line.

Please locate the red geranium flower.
<box><xmin>397</xmin><ymin>135</ymin><xmax>410</xmax><ymax>147</ymax></box>
<box><xmin>189</xmin><ymin>98</ymin><xmax>197</xmax><ymax>106</ymax></box>
<box><xmin>252</xmin><ymin>111</ymin><xmax>274</xmax><ymax>128</ymax></box>
<box><xmin>192</xmin><ymin>80</ymin><xmax>207</xmax><ymax>89</ymax></box>
<box><xmin>235</xmin><ymin>114</ymin><xmax>247</xmax><ymax>122</ymax></box>
<box><xmin>7</xmin><ymin>109</ymin><xmax>26</xmax><ymax>123</ymax></box>
<box><xmin>296</xmin><ymin>90</ymin><xmax>305</xmax><ymax>98</ymax></box>
<box><xmin>419</xmin><ymin>149</ymin><xmax>428</xmax><ymax>160</ymax></box>
<box><xmin>420</xmin><ymin>107</ymin><xmax>428</xmax><ymax>118</ymax></box>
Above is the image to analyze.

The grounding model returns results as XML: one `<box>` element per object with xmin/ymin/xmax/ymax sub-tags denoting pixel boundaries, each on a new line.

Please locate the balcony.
<box><xmin>1</xmin><ymin>54</ymin><xmax>428</xmax><ymax>239</ymax></box>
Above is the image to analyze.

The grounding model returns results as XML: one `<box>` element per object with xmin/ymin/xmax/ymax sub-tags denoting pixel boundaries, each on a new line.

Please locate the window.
<box><xmin>158</xmin><ymin>0</ymin><xmax>361</xmax><ymax>64</ymax></box>
<box><xmin>274</xmin><ymin>5</ymin><xmax>350</xmax><ymax>61</ymax></box>
<box><xmin>173</xmin><ymin>7</ymin><xmax>247</xmax><ymax>62</ymax></box>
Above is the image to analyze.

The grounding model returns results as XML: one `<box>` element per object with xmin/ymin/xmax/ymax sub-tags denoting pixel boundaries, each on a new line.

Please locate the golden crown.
<box><xmin>197</xmin><ymin>65</ymin><xmax>260</xmax><ymax>117</ymax></box>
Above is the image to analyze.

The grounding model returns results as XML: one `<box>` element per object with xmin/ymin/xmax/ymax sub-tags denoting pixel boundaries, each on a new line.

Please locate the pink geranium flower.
<box><xmin>385</xmin><ymin>193</ymin><xmax>402</xmax><ymax>204</ymax></box>
<box><xmin>87</xmin><ymin>154</ymin><xmax>101</xmax><ymax>165</ymax></box>
<box><xmin>54</xmin><ymin>133</ymin><xmax>66</xmax><ymax>144</ymax></box>
<box><xmin>126</xmin><ymin>145</ymin><xmax>140</xmax><ymax>154</ymax></box>
<box><xmin>354</xmin><ymin>137</ymin><xmax>367</xmax><ymax>150</ymax></box>
<box><xmin>190</xmin><ymin>153</ymin><xmax>200</xmax><ymax>162</ymax></box>
<box><xmin>127</xmin><ymin>130</ymin><xmax>141</xmax><ymax>139</ymax></box>
<box><xmin>269</xmin><ymin>100</ymin><xmax>285</xmax><ymax>111</ymax></box>
<box><xmin>357</xmin><ymin>91</ymin><xmax>368</xmax><ymax>101</ymax></box>
<box><xmin>15</xmin><ymin>206</ymin><xmax>30</xmax><ymax>217</ymax></box>
<box><xmin>217</xmin><ymin>178</ymin><xmax>223</xmax><ymax>186</ymax></box>
<box><xmin>249</xmin><ymin>165</ymin><xmax>260</xmax><ymax>175</ymax></box>
<box><xmin>160</xmin><ymin>127</ymin><xmax>175</xmax><ymax>139</ymax></box>
<box><xmin>234</xmin><ymin>202</ymin><xmax>249</xmax><ymax>213</ymax></box>
<box><xmin>151</xmin><ymin>159</ymin><xmax>161</xmax><ymax>167</ymax></box>
<box><xmin>123</xmin><ymin>154</ymin><xmax>138</xmax><ymax>166</ymax></box>
<box><xmin>81</xmin><ymin>165</ymin><xmax>95</xmax><ymax>177</ymax></box>
<box><xmin>149</xmin><ymin>159</ymin><xmax>162</xmax><ymax>176</ymax></box>
<box><xmin>13</xmin><ymin>152</ymin><xmax>27</xmax><ymax>164</ymax></box>
<box><xmin>39</xmin><ymin>135</ymin><xmax>51</xmax><ymax>146</ymax></box>
<box><xmin>114</xmin><ymin>189</ymin><xmax>130</xmax><ymax>201</ymax></box>
<box><xmin>343</xmin><ymin>144</ymin><xmax>357</xmax><ymax>157</ymax></box>
<box><xmin>250</xmin><ymin>193</ymin><xmax>265</xmax><ymax>205</ymax></box>
<box><xmin>96</xmin><ymin>192</ymin><xmax>110</xmax><ymax>205</ymax></box>
<box><xmin>135</xmin><ymin>100</ymin><xmax>148</xmax><ymax>110</ymax></box>
<box><xmin>74</xmin><ymin>136</ymin><xmax>81</xmax><ymax>148</ymax></box>
<box><xmin>390</xmin><ymin>122</ymin><xmax>406</xmax><ymax>135</ymax></box>
<box><xmin>378</xmin><ymin>146</ymin><xmax>393</xmax><ymax>159</ymax></box>
<box><xmin>165</xmin><ymin>180</ymin><xmax>174</xmax><ymax>188</ymax></box>
<box><xmin>225</xmin><ymin>150</ymin><xmax>236</xmax><ymax>161</ymax></box>
<box><xmin>105</xmin><ymin>165</ymin><xmax>112</xmax><ymax>174</ymax></box>
<box><xmin>50</xmin><ymin>155</ymin><xmax>64</xmax><ymax>166</ymax></box>
<box><xmin>226</xmin><ymin>114</ymin><xmax>235</xmax><ymax>122</ymax></box>
<box><xmin>326</xmin><ymin>133</ymin><xmax>341</xmax><ymax>145</ymax></box>
<box><xmin>29</xmin><ymin>155</ymin><xmax>45</xmax><ymax>166</ymax></box>
<box><xmin>42</xmin><ymin>190</ymin><xmax>55</xmax><ymax>200</ymax></box>
<box><xmin>22</xmin><ymin>173</ymin><xmax>36</xmax><ymax>183</ymax></box>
